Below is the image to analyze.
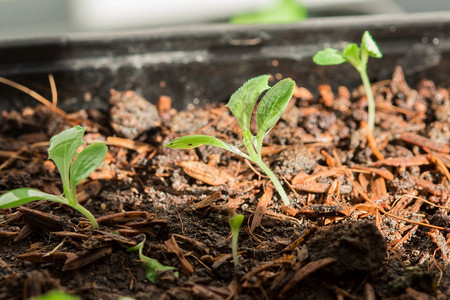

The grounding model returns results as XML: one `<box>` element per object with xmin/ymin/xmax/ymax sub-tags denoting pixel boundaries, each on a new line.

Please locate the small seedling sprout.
<box><xmin>127</xmin><ymin>236</ymin><xmax>178</xmax><ymax>283</ymax></box>
<box><xmin>313</xmin><ymin>31</ymin><xmax>383</xmax><ymax>131</ymax></box>
<box><xmin>228</xmin><ymin>212</ymin><xmax>244</xmax><ymax>269</ymax></box>
<box><xmin>0</xmin><ymin>126</ymin><xmax>107</xmax><ymax>228</ymax></box>
<box><xmin>164</xmin><ymin>75</ymin><xmax>295</xmax><ymax>205</ymax></box>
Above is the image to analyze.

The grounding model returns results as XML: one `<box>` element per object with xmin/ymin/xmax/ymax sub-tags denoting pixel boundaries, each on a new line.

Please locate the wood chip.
<box><xmin>372</xmin><ymin>155</ymin><xmax>430</xmax><ymax>167</ymax></box>
<box><xmin>165</xmin><ymin>236</ymin><xmax>194</xmax><ymax>275</ymax></box>
<box><xmin>96</xmin><ymin>211</ymin><xmax>148</xmax><ymax>225</ymax></box>
<box><xmin>62</xmin><ymin>247</ymin><xmax>112</xmax><ymax>271</ymax></box>
<box><xmin>179</xmin><ymin>161</ymin><xmax>233</xmax><ymax>186</ymax></box>
<box><xmin>398</xmin><ymin>132</ymin><xmax>450</xmax><ymax>154</ymax></box>
<box><xmin>250</xmin><ymin>185</ymin><xmax>273</xmax><ymax>234</ymax></box>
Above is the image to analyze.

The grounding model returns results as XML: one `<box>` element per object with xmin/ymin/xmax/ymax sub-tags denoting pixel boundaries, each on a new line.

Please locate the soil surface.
<box><xmin>1</xmin><ymin>66</ymin><xmax>449</xmax><ymax>299</ymax></box>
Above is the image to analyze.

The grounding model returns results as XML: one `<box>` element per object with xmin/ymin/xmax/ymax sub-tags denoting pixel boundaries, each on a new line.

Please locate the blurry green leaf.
<box><xmin>127</xmin><ymin>238</ymin><xmax>178</xmax><ymax>283</ymax></box>
<box><xmin>229</xmin><ymin>214</ymin><xmax>244</xmax><ymax>231</ymax></box>
<box><xmin>230</xmin><ymin>0</ymin><xmax>307</xmax><ymax>24</ymax></box>
<box><xmin>226</xmin><ymin>75</ymin><xmax>270</xmax><ymax>132</ymax></box>
<box><xmin>70</xmin><ymin>142</ymin><xmax>107</xmax><ymax>189</ymax></box>
<box><xmin>256</xmin><ymin>78</ymin><xmax>295</xmax><ymax>138</ymax></box>
<box><xmin>0</xmin><ymin>188</ymin><xmax>67</xmax><ymax>209</ymax></box>
<box><xmin>361</xmin><ymin>31</ymin><xmax>383</xmax><ymax>58</ymax></box>
<box><xmin>312</xmin><ymin>48</ymin><xmax>346</xmax><ymax>65</ymax></box>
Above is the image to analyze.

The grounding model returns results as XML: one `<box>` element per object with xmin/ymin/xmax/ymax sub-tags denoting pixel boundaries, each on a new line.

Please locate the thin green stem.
<box><xmin>255</xmin><ymin>158</ymin><xmax>290</xmax><ymax>206</ymax></box>
<box><xmin>231</xmin><ymin>228</ymin><xmax>239</xmax><ymax>269</ymax></box>
<box><xmin>72</xmin><ymin>202</ymin><xmax>99</xmax><ymax>228</ymax></box>
<box><xmin>359</xmin><ymin>69</ymin><xmax>376</xmax><ymax>131</ymax></box>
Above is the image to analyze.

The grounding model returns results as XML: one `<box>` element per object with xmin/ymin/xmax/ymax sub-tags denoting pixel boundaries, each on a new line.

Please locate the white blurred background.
<box><xmin>0</xmin><ymin>0</ymin><xmax>449</xmax><ymax>39</ymax></box>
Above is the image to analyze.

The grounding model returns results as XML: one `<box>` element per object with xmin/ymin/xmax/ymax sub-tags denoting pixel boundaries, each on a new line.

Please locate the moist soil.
<box><xmin>0</xmin><ymin>66</ymin><xmax>449</xmax><ymax>299</ymax></box>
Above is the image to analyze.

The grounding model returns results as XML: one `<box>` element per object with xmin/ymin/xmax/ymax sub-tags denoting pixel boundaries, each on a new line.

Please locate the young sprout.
<box><xmin>164</xmin><ymin>75</ymin><xmax>295</xmax><ymax>205</ymax></box>
<box><xmin>228</xmin><ymin>212</ymin><xmax>244</xmax><ymax>269</ymax></box>
<box><xmin>127</xmin><ymin>236</ymin><xmax>178</xmax><ymax>283</ymax></box>
<box><xmin>313</xmin><ymin>31</ymin><xmax>383</xmax><ymax>131</ymax></box>
<box><xmin>0</xmin><ymin>126</ymin><xmax>107</xmax><ymax>228</ymax></box>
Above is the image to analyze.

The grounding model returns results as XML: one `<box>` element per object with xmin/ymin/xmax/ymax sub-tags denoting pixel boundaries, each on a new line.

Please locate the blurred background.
<box><xmin>0</xmin><ymin>0</ymin><xmax>449</xmax><ymax>40</ymax></box>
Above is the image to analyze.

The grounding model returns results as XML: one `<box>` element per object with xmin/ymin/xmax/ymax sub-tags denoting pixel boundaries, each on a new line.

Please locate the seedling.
<box><xmin>313</xmin><ymin>31</ymin><xmax>383</xmax><ymax>131</ymax></box>
<box><xmin>228</xmin><ymin>212</ymin><xmax>244</xmax><ymax>269</ymax></box>
<box><xmin>0</xmin><ymin>126</ymin><xmax>107</xmax><ymax>229</ymax></box>
<box><xmin>164</xmin><ymin>75</ymin><xmax>295</xmax><ymax>205</ymax></box>
<box><xmin>127</xmin><ymin>236</ymin><xmax>178</xmax><ymax>283</ymax></box>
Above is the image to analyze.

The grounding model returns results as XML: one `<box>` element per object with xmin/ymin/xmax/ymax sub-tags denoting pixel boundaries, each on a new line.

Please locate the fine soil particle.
<box><xmin>1</xmin><ymin>66</ymin><xmax>450</xmax><ymax>299</ymax></box>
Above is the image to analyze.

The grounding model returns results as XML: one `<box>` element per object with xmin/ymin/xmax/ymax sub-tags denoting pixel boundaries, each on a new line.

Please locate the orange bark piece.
<box><xmin>361</xmin><ymin>121</ymin><xmax>384</xmax><ymax>160</ymax></box>
<box><xmin>96</xmin><ymin>211</ymin><xmax>148</xmax><ymax>224</ymax></box>
<box><xmin>165</xmin><ymin>236</ymin><xmax>194</xmax><ymax>275</ymax></box>
<box><xmin>250</xmin><ymin>185</ymin><xmax>273</xmax><ymax>233</ymax></box>
<box><xmin>180</xmin><ymin>161</ymin><xmax>233</xmax><ymax>186</ymax></box>
<box><xmin>293</xmin><ymin>86</ymin><xmax>313</xmax><ymax>101</ymax></box>
<box><xmin>372</xmin><ymin>155</ymin><xmax>430</xmax><ymax>167</ymax></box>
<box><xmin>318</xmin><ymin>84</ymin><xmax>334</xmax><ymax>107</ymax></box>
<box><xmin>399</xmin><ymin>132</ymin><xmax>450</xmax><ymax>154</ymax></box>
<box><xmin>105</xmin><ymin>136</ymin><xmax>154</xmax><ymax>154</ymax></box>
<box><xmin>353</xmin><ymin>165</ymin><xmax>394</xmax><ymax>181</ymax></box>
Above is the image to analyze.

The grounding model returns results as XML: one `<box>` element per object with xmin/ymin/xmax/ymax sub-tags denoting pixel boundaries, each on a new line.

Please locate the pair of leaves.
<box><xmin>165</xmin><ymin>75</ymin><xmax>295</xmax><ymax>156</ymax></box>
<box><xmin>48</xmin><ymin>126</ymin><xmax>107</xmax><ymax>194</ymax></box>
<box><xmin>127</xmin><ymin>237</ymin><xmax>178</xmax><ymax>283</ymax></box>
<box><xmin>0</xmin><ymin>126</ymin><xmax>107</xmax><ymax>228</ymax></box>
<box><xmin>313</xmin><ymin>31</ymin><xmax>382</xmax><ymax>67</ymax></box>
<box><xmin>227</xmin><ymin>75</ymin><xmax>295</xmax><ymax>141</ymax></box>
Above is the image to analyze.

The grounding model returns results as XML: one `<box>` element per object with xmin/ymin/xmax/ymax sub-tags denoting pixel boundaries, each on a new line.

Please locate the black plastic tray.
<box><xmin>0</xmin><ymin>12</ymin><xmax>448</xmax><ymax>112</ymax></box>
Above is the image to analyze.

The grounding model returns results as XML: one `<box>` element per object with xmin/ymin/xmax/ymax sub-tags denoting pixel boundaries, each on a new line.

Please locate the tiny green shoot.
<box><xmin>228</xmin><ymin>212</ymin><xmax>244</xmax><ymax>269</ymax></box>
<box><xmin>0</xmin><ymin>126</ymin><xmax>107</xmax><ymax>229</ymax></box>
<box><xmin>127</xmin><ymin>236</ymin><xmax>178</xmax><ymax>283</ymax></box>
<box><xmin>313</xmin><ymin>31</ymin><xmax>383</xmax><ymax>131</ymax></box>
<box><xmin>164</xmin><ymin>75</ymin><xmax>295</xmax><ymax>206</ymax></box>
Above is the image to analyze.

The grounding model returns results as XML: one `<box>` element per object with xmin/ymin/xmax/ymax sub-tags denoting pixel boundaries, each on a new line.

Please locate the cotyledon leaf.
<box><xmin>361</xmin><ymin>30</ymin><xmax>383</xmax><ymax>58</ymax></box>
<box><xmin>164</xmin><ymin>135</ymin><xmax>248</xmax><ymax>158</ymax></box>
<box><xmin>0</xmin><ymin>188</ymin><xmax>68</xmax><ymax>209</ymax></box>
<box><xmin>312</xmin><ymin>48</ymin><xmax>346</xmax><ymax>66</ymax></box>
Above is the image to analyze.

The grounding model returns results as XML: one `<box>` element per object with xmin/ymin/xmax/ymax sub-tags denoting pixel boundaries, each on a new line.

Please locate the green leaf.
<box><xmin>313</xmin><ymin>48</ymin><xmax>346</xmax><ymax>65</ymax></box>
<box><xmin>127</xmin><ymin>239</ymin><xmax>177</xmax><ymax>283</ymax></box>
<box><xmin>48</xmin><ymin>126</ymin><xmax>86</xmax><ymax>187</ymax></box>
<box><xmin>164</xmin><ymin>135</ymin><xmax>247</xmax><ymax>158</ymax></box>
<box><xmin>70</xmin><ymin>142</ymin><xmax>107</xmax><ymax>190</ymax></box>
<box><xmin>226</xmin><ymin>75</ymin><xmax>271</xmax><ymax>132</ymax></box>
<box><xmin>230</xmin><ymin>0</ymin><xmax>307</xmax><ymax>24</ymax></box>
<box><xmin>256</xmin><ymin>78</ymin><xmax>295</xmax><ymax>138</ymax></box>
<box><xmin>342</xmin><ymin>43</ymin><xmax>361</xmax><ymax>67</ymax></box>
<box><xmin>0</xmin><ymin>188</ymin><xmax>67</xmax><ymax>209</ymax></box>
<box><xmin>229</xmin><ymin>214</ymin><xmax>244</xmax><ymax>232</ymax></box>
<box><xmin>361</xmin><ymin>31</ymin><xmax>382</xmax><ymax>58</ymax></box>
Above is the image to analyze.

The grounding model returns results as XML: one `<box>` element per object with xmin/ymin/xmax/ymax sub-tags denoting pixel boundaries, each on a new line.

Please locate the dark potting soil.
<box><xmin>0</xmin><ymin>66</ymin><xmax>449</xmax><ymax>299</ymax></box>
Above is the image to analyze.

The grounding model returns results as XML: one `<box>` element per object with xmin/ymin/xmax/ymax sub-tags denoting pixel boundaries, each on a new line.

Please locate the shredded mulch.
<box><xmin>0</xmin><ymin>65</ymin><xmax>449</xmax><ymax>299</ymax></box>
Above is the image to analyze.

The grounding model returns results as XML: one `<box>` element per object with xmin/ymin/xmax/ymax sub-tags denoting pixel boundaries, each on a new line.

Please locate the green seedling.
<box><xmin>313</xmin><ymin>31</ymin><xmax>383</xmax><ymax>131</ymax></box>
<box><xmin>164</xmin><ymin>75</ymin><xmax>295</xmax><ymax>205</ymax></box>
<box><xmin>228</xmin><ymin>212</ymin><xmax>244</xmax><ymax>269</ymax></box>
<box><xmin>127</xmin><ymin>236</ymin><xmax>178</xmax><ymax>283</ymax></box>
<box><xmin>0</xmin><ymin>126</ymin><xmax>107</xmax><ymax>229</ymax></box>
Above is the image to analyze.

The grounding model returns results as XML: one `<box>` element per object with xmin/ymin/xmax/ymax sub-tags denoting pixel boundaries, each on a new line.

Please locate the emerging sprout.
<box><xmin>127</xmin><ymin>236</ymin><xmax>178</xmax><ymax>283</ymax></box>
<box><xmin>228</xmin><ymin>212</ymin><xmax>244</xmax><ymax>269</ymax></box>
<box><xmin>313</xmin><ymin>31</ymin><xmax>383</xmax><ymax>131</ymax></box>
<box><xmin>165</xmin><ymin>75</ymin><xmax>295</xmax><ymax>205</ymax></box>
<box><xmin>0</xmin><ymin>126</ymin><xmax>107</xmax><ymax>228</ymax></box>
